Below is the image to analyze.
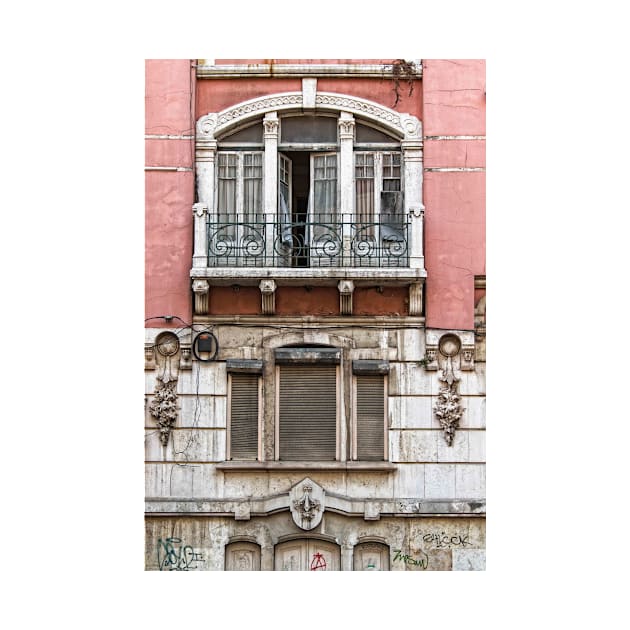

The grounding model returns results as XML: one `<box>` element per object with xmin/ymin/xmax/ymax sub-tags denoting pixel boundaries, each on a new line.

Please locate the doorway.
<box><xmin>274</xmin><ymin>538</ymin><xmax>340</xmax><ymax>571</ymax></box>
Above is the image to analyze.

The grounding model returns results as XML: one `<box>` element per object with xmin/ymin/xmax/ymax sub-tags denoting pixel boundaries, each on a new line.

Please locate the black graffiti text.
<box><xmin>157</xmin><ymin>537</ymin><xmax>204</xmax><ymax>571</ymax></box>
<box><xmin>422</xmin><ymin>532</ymin><xmax>472</xmax><ymax>548</ymax></box>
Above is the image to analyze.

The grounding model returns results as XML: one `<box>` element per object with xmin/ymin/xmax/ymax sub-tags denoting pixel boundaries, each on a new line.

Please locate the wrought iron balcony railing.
<box><xmin>206</xmin><ymin>213</ymin><xmax>409</xmax><ymax>268</ymax></box>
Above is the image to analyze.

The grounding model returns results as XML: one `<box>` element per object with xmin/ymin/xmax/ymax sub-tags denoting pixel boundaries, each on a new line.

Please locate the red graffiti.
<box><xmin>310</xmin><ymin>552</ymin><xmax>327</xmax><ymax>571</ymax></box>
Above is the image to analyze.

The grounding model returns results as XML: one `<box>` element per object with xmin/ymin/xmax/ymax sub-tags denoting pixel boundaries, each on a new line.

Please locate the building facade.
<box><xmin>145</xmin><ymin>59</ymin><xmax>486</xmax><ymax>571</ymax></box>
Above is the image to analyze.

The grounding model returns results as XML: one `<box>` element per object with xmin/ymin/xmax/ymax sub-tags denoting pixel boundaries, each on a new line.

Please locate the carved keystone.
<box><xmin>290</xmin><ymin>478</ymin><xmax>325</xmax><ymax>531</ymax></box>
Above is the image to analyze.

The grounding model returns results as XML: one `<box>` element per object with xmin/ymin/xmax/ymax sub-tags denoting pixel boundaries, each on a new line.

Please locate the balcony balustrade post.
<box><xmin>263</xmin><ymin>112</ymin><xmax>279</xmax><ymax>265</ymax></box>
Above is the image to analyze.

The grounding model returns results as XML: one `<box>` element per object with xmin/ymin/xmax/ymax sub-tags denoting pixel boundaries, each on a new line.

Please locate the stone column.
<box><xmin>261</xmin><ymin>545</ymin><xmax>274</xmax><ymax>571</ymax></box>
<box><xmin>401</xmin><ymin>135</ymin><xmax>424</xmax><ymax>270</ymax></box>
<box><xmin>341</xmin><ymin>542</ymin><xmax>354</xmax><ymax>571</ymax></box>
<box><xmin>338</xmin><ymin>112</ymin><xmax>355</xmax><ymax>262</ymax></box>
<box><xmin>263</xmin><ymin>112</ymin><xmax>279</xmax><ymax>263</ymax></box>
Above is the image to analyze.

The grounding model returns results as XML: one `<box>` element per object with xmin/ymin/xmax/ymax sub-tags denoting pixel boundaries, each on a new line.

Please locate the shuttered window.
<box><xmin>278</xmin><ymin>365</ymin><xmax>337</xmax><ymax>461</ymax></box>
<box><xmin>229</xmin><ymin>373</ymin><xmax>259</xmax><ymax>460</ymax></box>
<box><xmin>355</xmin><ymin>374</ymin><xmax>386</xmax><ymax>461</ymax></box>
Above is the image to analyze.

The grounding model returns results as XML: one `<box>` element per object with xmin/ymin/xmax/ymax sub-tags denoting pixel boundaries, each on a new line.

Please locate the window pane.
<box><xmin>281</xmin><ymin>116</ymin><xmax>338</xmax><ymax>143</ymax></box>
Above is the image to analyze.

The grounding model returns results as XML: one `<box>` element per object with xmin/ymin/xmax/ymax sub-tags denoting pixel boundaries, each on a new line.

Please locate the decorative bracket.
<box><xmin>408</xmin><ymin>282</ymin><xmax>423</xmax><ymax>315</ymax></box>
<box><xmin>338</xmin><ymin>280</ymin><xmax>354</xmax><ymax>316</ymax></box>
<box><xmin>192</xmin><ymin>279</ymin><xmax>210</xmax><ymax>316</ymax></box>
<box><xmin>259</xmin><ymin>279</ymin><xmax>277</xmax><ymax>315</ymax></box>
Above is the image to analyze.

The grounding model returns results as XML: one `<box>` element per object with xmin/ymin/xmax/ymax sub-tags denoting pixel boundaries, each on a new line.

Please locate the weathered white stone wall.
<box><xmin>145</xmin><ymin>323</ymin><xmax>486</xmax><ymax>569</ymax></box>
<box><xmin>145</xmin><ymin>513</ymin><xmax>485</xmax><ymax>571</ymax></box>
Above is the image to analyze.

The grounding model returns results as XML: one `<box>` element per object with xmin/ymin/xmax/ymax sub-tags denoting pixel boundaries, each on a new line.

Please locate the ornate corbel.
<box><xmin>338</xmin><ymin>280</ymin><xmax>354</xmax><ymax>316</ymax></box>
<box><xmin>259</xmin><ymin>279</ymin><xmax>277</xmax><ymax>315</ymax></box>
<box><xmin>192</xmin><ymin>279</ymin><xmax>210</xmax><ymax>316</ymax></box>
<box><xmin>409</xmin><ymin>282</ymin><xmax>423</xmax><ymax>315</ymax></box>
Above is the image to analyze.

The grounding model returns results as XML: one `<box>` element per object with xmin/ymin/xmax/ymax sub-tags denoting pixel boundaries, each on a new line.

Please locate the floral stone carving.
<box><xmin>149</xmin><ymin>332</ymin><xmax>181</xmax><ymax>446</ymax></box>
<box><xmin>433</xmin><ymin>334</ymin><xmax>465</xmax><ymax>446</ymax></box>
<box><xmin>289</xmin><ymin>478</ymin><xmax>325</xmax><ymax>530</ymax></box>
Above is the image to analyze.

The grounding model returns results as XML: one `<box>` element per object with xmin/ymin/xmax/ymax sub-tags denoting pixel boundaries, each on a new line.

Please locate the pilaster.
<box><xmin>192</xmin><ymin>203</ymin><xmax>209</xmax><ymax>268</ymax></box>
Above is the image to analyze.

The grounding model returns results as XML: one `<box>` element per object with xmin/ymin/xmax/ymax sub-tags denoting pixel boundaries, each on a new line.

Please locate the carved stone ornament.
<box><xmin>149</xmin><ymin>332</ymin><xmax>181</xmax><ymax>446</ymax></box>
<box><xmin>433</xmin><ymin>335</ymin><xmax>465</xmax><ymax>446</ymax></box>
<box><xmin>289</xmin><ymin>478</ymin><xmax>325</xmax><ymax>530</ymax></box>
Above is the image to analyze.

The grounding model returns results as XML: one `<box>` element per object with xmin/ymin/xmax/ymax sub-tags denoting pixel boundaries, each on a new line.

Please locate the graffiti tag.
<box><xmin>310</xmin><ymin>552</ymin><xmax>327</xmax><ymax>571</ymax></box>
<box><xmin>422</xmin><ymin>532</ymin><xmax>472</xmax><ymax>548</ymax></box>
<box><xmin>157</xmin><ymin>537</ymin><xmax>204</xmax><ymax>571</ymax></box>
<box><xmin>393</xmin><ymin>548</ymin><xmax>428</xmax><ymax>569</ymax></box>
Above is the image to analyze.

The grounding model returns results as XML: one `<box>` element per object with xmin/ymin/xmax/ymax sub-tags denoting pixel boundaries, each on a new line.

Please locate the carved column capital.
<box><xmin>263</xmin><ymin>112</ymin><xmax>279</xmax><ymax>137</ymax></box>
<box><xmin>193</xmin><ymin>202</ymin><xmax>208</xmax><ymax>217</ymax></box>
<box><xmin>338</xmin><ymin>111</ymin><xmax>355</xmax><ymax>140</ymax></box>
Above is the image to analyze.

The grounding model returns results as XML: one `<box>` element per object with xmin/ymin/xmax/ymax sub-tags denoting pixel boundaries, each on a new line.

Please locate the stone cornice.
<box><xmin>197</xmin><ymin>62</ymin><xmax>423</xmax><ymax>79</ymax></box>
<box><xmin>145</xmin><ymin>497</ymin><xmax>485</xmax><ymax>518</ymax></box>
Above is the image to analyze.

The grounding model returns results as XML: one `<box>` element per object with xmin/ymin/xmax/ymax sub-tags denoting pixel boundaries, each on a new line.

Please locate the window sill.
<box><xmin>216</xmin><ymin>461</ymin><xmax>396</xmax><ymax>472</ymax></box>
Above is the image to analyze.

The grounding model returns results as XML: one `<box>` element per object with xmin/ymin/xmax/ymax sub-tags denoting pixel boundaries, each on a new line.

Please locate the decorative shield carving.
<box><xmin>289</xmin><ymin>478</ymin><xmax>325</xmax><ymax>530</ymax></box>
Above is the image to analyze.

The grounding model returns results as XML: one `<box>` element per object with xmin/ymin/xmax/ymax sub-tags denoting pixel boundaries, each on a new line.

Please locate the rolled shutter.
<box><xmin>356</xmin><ymin>375</ymin><xmax>385</xmax><ymax>460</ymax></box>
<box><xmin>279</xmin><ymin>365</ymin><xmax>337</xmax><ymax>461</ymax></box>
<box><xmin>230</xmin><ymin>373</ymin><xmax>259</xmax><ymax>460</ymax></box>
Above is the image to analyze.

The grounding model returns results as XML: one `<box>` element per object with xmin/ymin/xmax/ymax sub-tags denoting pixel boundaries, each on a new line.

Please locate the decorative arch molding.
<box><xmin>196</xmin><ymin>91</ymin><xmax>422</xmax><ymax>142</ymax></box>
<box><xmin>262</xmin><ymin>329</ymin><xmax>355</xmax><ymax>351</ymax></box>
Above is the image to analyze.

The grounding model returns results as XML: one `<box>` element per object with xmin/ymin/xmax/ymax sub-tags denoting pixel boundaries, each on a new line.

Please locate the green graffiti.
<box><xmin>393</xmin><ymin>548</ymin><xmax>428</xmax><ymax>569</ymax></box>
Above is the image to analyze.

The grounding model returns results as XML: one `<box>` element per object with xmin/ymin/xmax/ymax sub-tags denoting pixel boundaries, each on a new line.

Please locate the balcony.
<box><xmin>190</xmin><ymin>203</ymin><xmax>426</xmax><ymax>316</ymax></box>
<box><xmin>206</xmin><ymin>213</ymin><xmax>409</xmax><ymax>269</ymax></box>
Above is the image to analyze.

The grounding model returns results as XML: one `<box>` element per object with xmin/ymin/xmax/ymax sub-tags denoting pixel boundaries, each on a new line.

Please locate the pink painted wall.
<box><xmin>145</xmin><ymin>60</ymin><xmax>195</xmax><ymax>327</ymax></box>
<box><xmin>422</xmin><ymin>59</ymin><xmax>485</xmax><ymax>330</ymax></box>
